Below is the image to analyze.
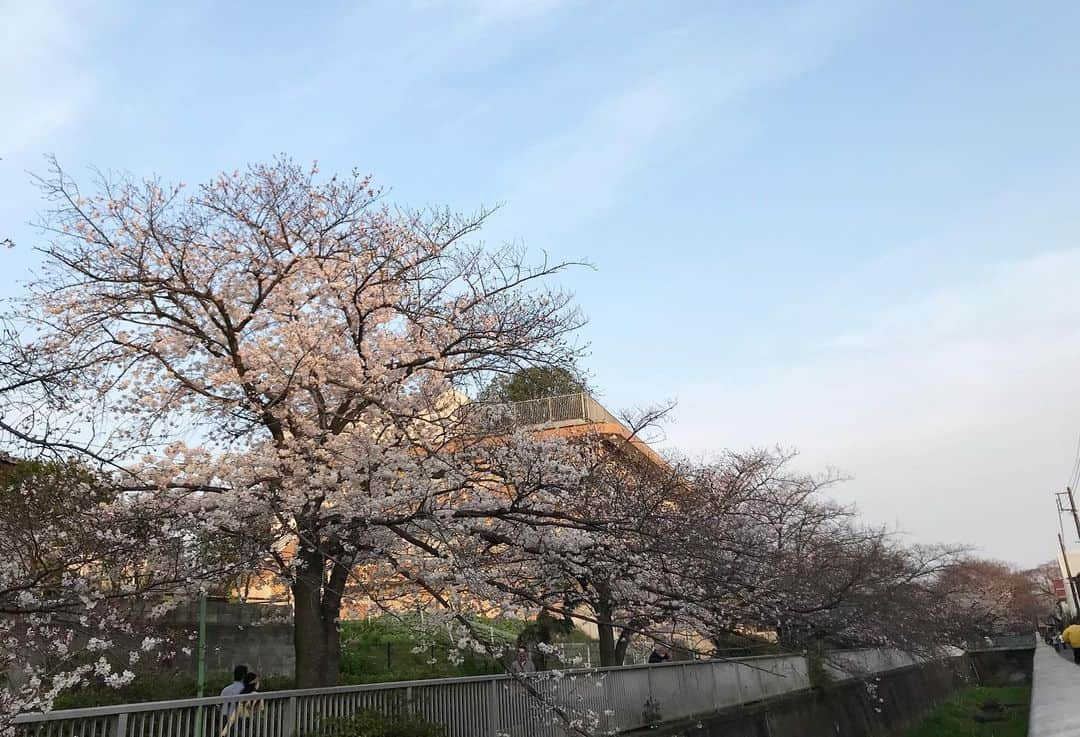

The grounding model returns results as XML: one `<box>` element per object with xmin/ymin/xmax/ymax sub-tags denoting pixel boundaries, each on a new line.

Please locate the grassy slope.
<box><xmin>54</xmin><ymin>616</ymin><xmax>583</xmax><ymax>707</ymax></box>
<box><xmin>903</xmin><ymin>686</ymin><xmax>1030</xmax><ymax>737</ymax></box>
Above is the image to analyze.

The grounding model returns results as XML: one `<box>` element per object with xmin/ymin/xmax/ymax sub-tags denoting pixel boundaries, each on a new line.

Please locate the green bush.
<box><xmin>305</xmin><ymin>710</ymin><xmax>445</xmax><ymax>737</ymax></box>
<box><xmin>805</xmin><ymin>645</ymin><xmax>835</xmax><ymax>691</ymax></box>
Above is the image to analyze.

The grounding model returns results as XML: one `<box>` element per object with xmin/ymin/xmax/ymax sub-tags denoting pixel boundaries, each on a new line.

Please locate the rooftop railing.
<box><xmin>468</xmin><ymin>392</ymin><xmax>625</xmax><ymax>434</ymax></box>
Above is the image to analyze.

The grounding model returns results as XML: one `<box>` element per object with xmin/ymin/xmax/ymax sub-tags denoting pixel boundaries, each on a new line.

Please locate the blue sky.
<box><xmin>3</xmin><ymin>0</ymin><xmax>1080</xmax><ymax>565</ymax></box>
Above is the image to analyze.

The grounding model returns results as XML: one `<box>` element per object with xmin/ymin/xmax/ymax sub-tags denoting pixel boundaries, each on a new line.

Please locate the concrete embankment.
<box><xmin>627</xmin><ymin>649</ymin><xmax>1031</xmax><ymax>737</ymax></box>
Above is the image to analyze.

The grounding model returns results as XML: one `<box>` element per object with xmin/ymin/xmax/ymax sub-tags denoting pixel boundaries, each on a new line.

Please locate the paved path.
<box><xmin>1028</xmin><ymin>641</ymin><xmax>1080</xmax><ymax>737</ymax></box>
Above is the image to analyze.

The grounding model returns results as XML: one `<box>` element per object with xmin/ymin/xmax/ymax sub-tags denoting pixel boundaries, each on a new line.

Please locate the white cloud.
<box><xmin>497</xmin><ymin>0</ymin><xmax>885</xmax><ymax>227</ymax></box>
<box><xmin>0</xmin><ymin>0</ymin><xmax>98</xmax><ymax>156</ymax></box>
<box><xmin>665</xmin><ymin>248</ymin><xmax>1080</xmax><ymax>566</ymax></box>
<box><xmin>499</xmin><ymin>82</ymin><xmax>677</xmax><ymax>219</ymax></box>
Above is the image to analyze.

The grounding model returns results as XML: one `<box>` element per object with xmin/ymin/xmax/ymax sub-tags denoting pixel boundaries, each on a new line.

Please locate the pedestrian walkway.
<box><xmin>1028</xmin><ymin>641</ymin><xmax>1080</xmax><ymax>737</ymax></box>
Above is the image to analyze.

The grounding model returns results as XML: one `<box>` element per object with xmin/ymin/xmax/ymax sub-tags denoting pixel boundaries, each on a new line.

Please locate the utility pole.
<box><xmin>1059</xmin><ymin>533</ymin><xmax>1080</xmax><ymax>617</ymax></box>
<box><xmin>1056</xmin><ymin>489</ymin><xmax>1080</xmax><ymax>540</ymax></box>
<box><xmin>1067</xmin><ymin>487</ymin><xmax>1080</xmax><ymax>540</ymax></box>
<box><xmin>194</xmin><ymin>593</ymin><xmax>208</xmax><ymax>737</ymax></box>
<box><xmin>197</xmin><ymin>593</ymin><xmax>208</xmax><ymax>696</ymax></box>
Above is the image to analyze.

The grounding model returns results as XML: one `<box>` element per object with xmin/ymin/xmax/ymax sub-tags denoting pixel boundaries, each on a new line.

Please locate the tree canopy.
<box><xmin>481</xmin><ymin>366</ymin><xmax>586</xmax><ymax>403</ymax></box>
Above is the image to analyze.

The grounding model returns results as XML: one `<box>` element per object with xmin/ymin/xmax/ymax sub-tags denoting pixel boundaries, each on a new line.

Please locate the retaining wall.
<box><xmin>159</xmin><ymin>599</ymin><xmax>295</xmax><ymax>677</ymax></box>
<box><xmin>627</xmin><ymin>656</ymin><xmax>975</xmax><ymax>737</ymax></box>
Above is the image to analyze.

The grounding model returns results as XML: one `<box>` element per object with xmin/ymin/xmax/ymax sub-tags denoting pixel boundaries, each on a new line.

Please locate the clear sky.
<box><xmin>3</xmin><ymin>0</ymin><xmax>1080</xmax><ymax>567</ymax></box>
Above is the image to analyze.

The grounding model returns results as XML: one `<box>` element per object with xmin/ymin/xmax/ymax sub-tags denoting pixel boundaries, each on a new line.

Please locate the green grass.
<box><xmin>339</xmin><ymin>615</ymin><xmax>523</xmax><ymax>683</ymax></box>
<box><xmin>903</xmin><ymin>686</ymin><xmax>1030</xmax><ymax>737</ymax></box>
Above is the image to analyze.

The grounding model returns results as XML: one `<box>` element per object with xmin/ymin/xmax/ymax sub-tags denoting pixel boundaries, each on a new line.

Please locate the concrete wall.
<box><xmin>626</xmin><ymin>656</ymin><xmax>976</xmax><ymax>737</ymax></box>
<box><xmin>969</xmin><ymin>647</ymin><xmax>1034</xmax><ymax>686</ymax></box>
<box><xmin>157</xmin><ymin>599</ymin><xmax>294</xmax><ymax>678</ymax></box>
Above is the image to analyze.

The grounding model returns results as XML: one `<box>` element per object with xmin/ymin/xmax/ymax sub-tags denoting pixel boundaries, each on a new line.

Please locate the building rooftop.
<box><xmin>493</xmin><ymin>392</ymin><xmax>668</xmax><ymax>470</ymax></box>
<box><xmin>499</xmin><ymin>392</ymin><xmax>623</xmax><ymax>430</ymax></box>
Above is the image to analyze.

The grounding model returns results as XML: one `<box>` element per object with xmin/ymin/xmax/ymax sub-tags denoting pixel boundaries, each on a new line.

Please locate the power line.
<box><xmin>1056</xmin><ymin>490</ymin><xmax>1080</xmax><ymax>542</ymax></box>
<box><xmin>1068</xmin><ymin>433</ymin><xmax>1080</xmax><ymax>490</ymax></box>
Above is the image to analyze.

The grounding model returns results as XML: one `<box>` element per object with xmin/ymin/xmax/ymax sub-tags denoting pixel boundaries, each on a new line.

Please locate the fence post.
<box><xmin>487</xmin><ymin>679</ymin><xmax>501</xmax><ymax>737</ymax></box>
<box><xmin>115</xmin><ymin>712</ymin><xmax>128</xmax><ymax>737</ymax></box>
<box><xmin>709</xmin><ymin>660</ymin><xmax>718</xmax><ymax>705</ymax></box>
<box><xmin>734</xmin><ymin>663</ymin><xmax>744</xmax><ymax>705</ymax></box>
<box><xmin>283</xmin><ymin>696</ymin><xmax>297</xmax><ymax>737</ymax></box>
<box><xmin>646</xmin><ymin>665</ymin><xmax>655</xmax><ymax>725</ymax></box>
<box><xmin>602</xmin><ymin>672</ymin><xmax>616</xmax><ymax>733</ymax></box>
<box><xmin>405</xmin><ymin>687</ymin><xmax>414</xmax><ymax>717</ymax></box>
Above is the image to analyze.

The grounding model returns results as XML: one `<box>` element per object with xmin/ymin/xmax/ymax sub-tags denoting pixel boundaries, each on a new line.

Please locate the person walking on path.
<box><xmin>1061</xmin><ymin>625</ymin><xmax>1080</xmax><ymax>663</ymax></box>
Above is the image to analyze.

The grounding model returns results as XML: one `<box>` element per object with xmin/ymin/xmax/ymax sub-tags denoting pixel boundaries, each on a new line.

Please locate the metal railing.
<box><xmin>469</xmin><ymin>392</ymin><xmax>625</xmax><ymax>433</ymax></box>
<box><xmin>13</xmin><ymin>649</ymin><xmax>921</xmax><ymax>737</ymax></box>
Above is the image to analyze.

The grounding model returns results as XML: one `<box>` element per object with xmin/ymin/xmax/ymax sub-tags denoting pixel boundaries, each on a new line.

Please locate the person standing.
<box><xmin>509</xmin><ymin>646</ymin><xmax>536</xmax><ymax>674</ymax></box>
<box><xmin>220</xmin><ymin>670</ymin><xmax>262</xmax><ymax>737</ymax></box>
<box><xmin>220</xmin><ymin>665</ymin><xmax>249</xmax><ymax>698</ymax></box>
<box><xmin>1062</xmin><ymin>624</ymin><xmax>1080</xmax><ymax>664</ymax></box>
<box><xmin>219</xmin><ymin>665</ymin><xmax>248</xmax><ymax>734</ymax></box>
<box><xmin>647</xmin><ymin>646</ymin><xmax>670</xmax><ymax>664</ymax></box>
<box><xmin>237</xmin><ymin>672</ymin><xmax>263</xmax><ymax>725</ymax></box>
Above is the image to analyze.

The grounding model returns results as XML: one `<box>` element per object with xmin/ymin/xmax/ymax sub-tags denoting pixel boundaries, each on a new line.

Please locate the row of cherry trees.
<box><xmin>0</xmin><ymin>159</ymin><xmax>1046</xmax><ymax>730</ymax></box>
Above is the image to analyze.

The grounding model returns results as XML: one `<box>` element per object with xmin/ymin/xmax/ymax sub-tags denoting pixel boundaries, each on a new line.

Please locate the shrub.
<box><xmin>53</xmin><ymin>672</ymin><xmax>294</xmax><ymax>709</ymax></box>
<box><xmin>305</xmin><ymin>710</ymin><xmax>445</xmax><ymax>737</ymax></box>
<box><xmin>806</xmin><ymin>646</ymin><xmax>835</xmax><ymax>691</ymax></box>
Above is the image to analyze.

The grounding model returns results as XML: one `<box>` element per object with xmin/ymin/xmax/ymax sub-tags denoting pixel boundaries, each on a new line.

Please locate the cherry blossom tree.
<box><xmin>20</xmin><ymin>157</ymin><xmax>595</xmax><ymax>688</ymax></box>
<box><xmin>0</xmin><ymin>316</ymin><xmax>122</xmax><ymax>464</ymax></box>
<box><xmin>932</xmin><ymin>558</ymin><xmax>1045</xmax><ymax>641</ymax></box>
<box><xmin>664</xmin><ymin>449</ymin><xmax>970</xmax><ymax>656</ymax></box>
<box><xmin>457</xmin><ymin>411</ymin><xmax>685</xmax><ymax>667</ymax></box>
<box><xmin>0</xmin><ymin>459</ymin><xmax>242</xmax><ymax>728</ymax></box>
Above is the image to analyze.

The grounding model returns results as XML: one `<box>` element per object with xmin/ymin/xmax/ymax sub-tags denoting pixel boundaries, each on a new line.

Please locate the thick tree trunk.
<box><xmin>319</xmin><ymin>558</ymin><xmax>349</xmax><ymax>684</ymax></box>
<box><xmin>595</xmin><ymin>596</ymin><xmax>621</xmax><ymax>667</ymax></box>
<box><xmin>293</xmin><ymin>545</ymin><xmax>329</xmax><ymax>688</ymax></box>
<box><xmin>292</xmin><ymin>543</ymin><xmax>348</xmax><ymax>688</ymax></box>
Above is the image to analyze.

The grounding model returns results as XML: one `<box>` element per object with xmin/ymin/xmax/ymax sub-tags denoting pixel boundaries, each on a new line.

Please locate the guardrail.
<box><xmin>13</xmin><ymin>649</ymin><xmax>922</xmax><ymax>737</ymax></box>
